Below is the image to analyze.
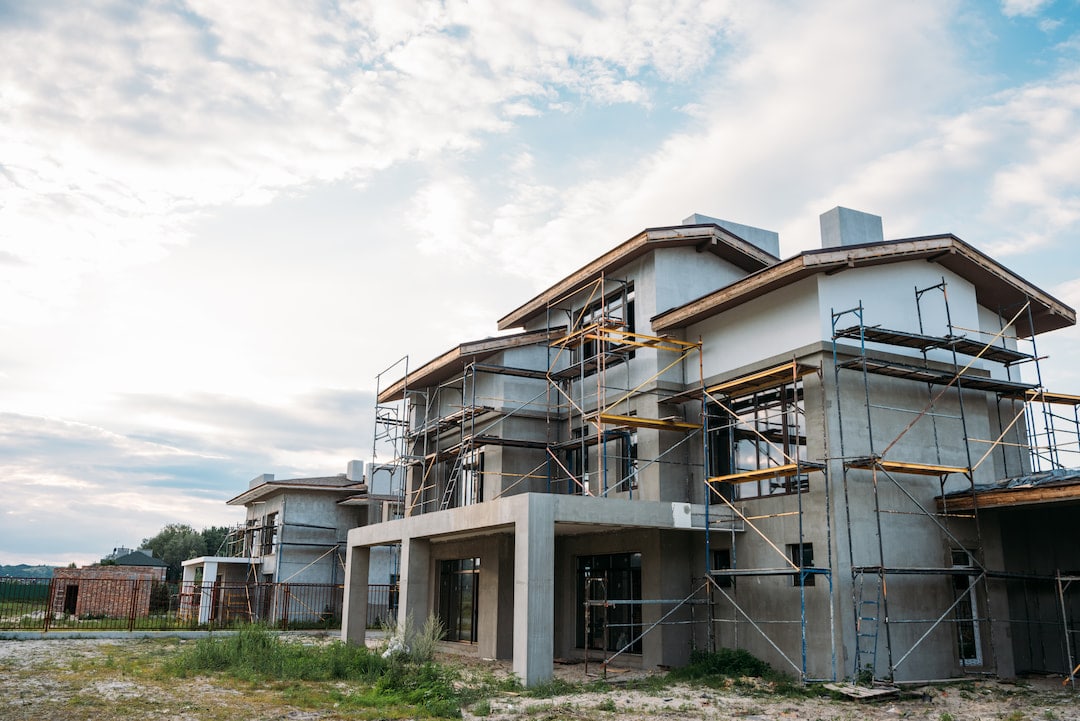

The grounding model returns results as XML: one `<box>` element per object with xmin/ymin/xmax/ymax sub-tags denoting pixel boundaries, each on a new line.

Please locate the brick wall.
<box><xmin>50</xmin><ymin>566</ymin><xmax>165</xmax><ymax>618</ymax></box>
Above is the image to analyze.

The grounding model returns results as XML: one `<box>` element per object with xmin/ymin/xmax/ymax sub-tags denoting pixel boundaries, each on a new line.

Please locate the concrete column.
<box><xmin>398</xmin><ymin>535</ymin><xmax>431</xmax><ymax>628</ymax></box>
<box><xmin>341</xmin><ymin>545</ymin><xmax>370</xmax><ymax>645</ymax></box>
<box><xmin>477</xmin><ymin>535</ymin><xmax>515</xmax><ymax>660</ymax></box>
<box><xmin>514</xmin><ymin>495</ymin><xmax>555</xmax><ymax>686</ymax></box>
<box><xmin>199</xmin><ymin>560</ymin><xmax>218</xmax><ymax>624</ymax></box>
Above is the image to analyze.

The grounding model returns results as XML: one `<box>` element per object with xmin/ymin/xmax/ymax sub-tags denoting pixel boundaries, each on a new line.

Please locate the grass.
<box><xmin>668</xmin><ymin>648</ymin><xmax>822</xmax><ymax>698</ymax></box>
<box><xmin>163</xmin><ymin>624</ymin><xmax>475</xmax><ymax>717</ymax></box>
<box><xmin>4</xmin><ymin>634</ymin><xmax>1072</xmax><ymax>721</ymax></box>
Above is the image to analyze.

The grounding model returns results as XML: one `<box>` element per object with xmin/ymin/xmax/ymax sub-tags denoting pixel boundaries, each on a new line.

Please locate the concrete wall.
<box><xmin>994</xmin><ymin>505</ymin><xmax>1080</xmax><ymax>674</ymax></box>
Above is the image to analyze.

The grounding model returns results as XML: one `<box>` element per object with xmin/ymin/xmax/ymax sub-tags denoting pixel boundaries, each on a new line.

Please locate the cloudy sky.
<box><xmin>2</xmin><ymin>0</ymin><xmax>1080</xmax><ymax>566</ymax></box>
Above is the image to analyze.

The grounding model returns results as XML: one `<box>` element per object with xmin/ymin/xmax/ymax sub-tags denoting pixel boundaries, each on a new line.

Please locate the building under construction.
<box><xmin>341</xmin><ymin>207</ymin><xmax>1080</xmax><ymax>687</ymax></box>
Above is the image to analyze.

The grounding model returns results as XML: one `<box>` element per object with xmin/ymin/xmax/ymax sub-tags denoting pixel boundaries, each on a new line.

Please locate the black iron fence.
<box><xmin>0</xmin><ymin>577</ymin><xmax>397</xmax><ymax>632</ymax></box>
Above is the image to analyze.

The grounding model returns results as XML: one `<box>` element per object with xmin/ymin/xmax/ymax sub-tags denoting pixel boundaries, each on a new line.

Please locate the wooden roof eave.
<box><xmin>936</xmin><ymin>483</ymin><xmax>1080</xmax><ymax>511</ymax></box>
<box><xmin>652</xmin><ymin>236</ymin><xmax>1075</xmax><ymax>337</ymax></box>
<box><xmin>377</xmin><ymin>327</ymin><xmax>565</xmax><ymax>403</ymax></box>
<box><xmin>496</xmin><ymin>224</ymin><xmax>778</xmax><ymax>331</ymax></box>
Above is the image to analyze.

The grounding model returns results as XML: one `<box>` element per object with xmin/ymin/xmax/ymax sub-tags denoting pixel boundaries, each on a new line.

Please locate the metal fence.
<box><xmin>0</xmin><ymin>577</ymin><xmax>397</xmax><ymax>632</ymax></box>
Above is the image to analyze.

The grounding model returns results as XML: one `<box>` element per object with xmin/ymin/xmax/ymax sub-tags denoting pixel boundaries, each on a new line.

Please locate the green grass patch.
<box><xmin>667</xmin><ymin>648</ymin><xmax>821</xmax><ymax>698</ymax></box>
<box><xmin>161</xmin><ymin>624</ymin><xmax>490</xmax><ymax>718</ymax></box>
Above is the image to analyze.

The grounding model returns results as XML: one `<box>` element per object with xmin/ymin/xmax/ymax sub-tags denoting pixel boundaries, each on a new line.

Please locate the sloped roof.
<box><xmin>652</xmin><ymin>235</ymin><xmax>1074</xmax><ymax>337</ymax></box>
<box><xmin>936</xmin><ymin>468</ymin><xmax>1080</xmax><ymax>511</ymax></box>
<box><xmin>496</xmin><ymin>223</ymin><xmax>779</xmax><ymax>331</ymax></box>
<box><xmin>111</xmin><ymin>551</ymin><xmax>168</xmax><ymax>568</ymax></box>
<box><xmin>376</xmin><ymin>327</ymin><xmax>563</xmax><ymax>403</ymax></box>
<box><xmin>227</xmin><ymin>476</ymin><xmax>367</xmax><ymax>506</ymax></box>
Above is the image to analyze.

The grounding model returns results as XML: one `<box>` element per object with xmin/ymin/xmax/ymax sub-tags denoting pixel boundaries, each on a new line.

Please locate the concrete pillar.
<box><xmin>477</xmin><ymin>535</ymin><xmax>515</xmax><ymax>660</ymax></box>
<box><xmin>342</xmin><ymin>545</ymin><xmax>370</xmax><ymax>645</ymax></box>
<box><xmin>514</xmin><ymin>495</ymin><xmax>555</xmax><ymax>686</ymax></box>
<box><xmin>199</xmin><ymin>560</ymin><xmax>218</xmax><ymax>624</ymax></box>
<box><xmin>398</xmin><ymin>536</ymin><xmax>431</xmax><ymax>628</ymax></box>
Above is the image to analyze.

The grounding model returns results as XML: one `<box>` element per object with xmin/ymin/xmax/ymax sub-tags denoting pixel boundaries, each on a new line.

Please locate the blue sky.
<box><xmin>2</xmin><ymin>0</ymin><xmax>1079</xmax><ymax>566</ymax></box>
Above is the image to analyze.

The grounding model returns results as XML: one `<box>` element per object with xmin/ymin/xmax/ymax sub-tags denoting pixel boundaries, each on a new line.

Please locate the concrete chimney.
<box><xmin>682</xmin><ymin>213</ymin><xmax>780</xmax><ymax>257</ymax></box>
<box><xmin>820</xmin><ymin>207</ymin><xmax>883</xmax><ymax>248</ymax></box>
<box><xmin>249</xmin><ymin>473</ymin><xmax>274</xmax><ymax>488</ymax></box>
<box><xmin>346</xmin><ymin>460</ymin><xmax>365</xmax><ymax>482</ymax></box>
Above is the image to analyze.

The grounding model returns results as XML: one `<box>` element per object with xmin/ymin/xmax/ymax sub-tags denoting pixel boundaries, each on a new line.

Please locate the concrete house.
<box><xmin>341</xmin><ymin>208</ymin><xmax>1080</xmax><ymax>686</ymax></box>
<box><xmin>182</xmin><ymin>461</ymin><xmax>399</xmax><ymax>625</ymax></box>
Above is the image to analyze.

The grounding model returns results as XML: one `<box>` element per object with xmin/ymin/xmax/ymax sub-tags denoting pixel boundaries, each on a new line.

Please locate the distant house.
<box><xmin>180</xmin><ymin>461</ymin><xmax>399</xmax><ymax>625</ymax></box>
<box><xmin>50</xmin><ymin>551</ymin><xmax>167</xmax><ymax>619</ymax></box>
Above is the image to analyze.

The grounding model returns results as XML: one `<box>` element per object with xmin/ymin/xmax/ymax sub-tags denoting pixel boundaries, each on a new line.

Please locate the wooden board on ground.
<box><xmin>823</xmin><ymin>682</ymin><xmax>900</xmax><ymax>700</ymax></box>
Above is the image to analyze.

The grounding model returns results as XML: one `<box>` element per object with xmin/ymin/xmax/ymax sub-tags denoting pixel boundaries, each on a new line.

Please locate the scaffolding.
<box><xmin>831</xmin><ymin>278</ymin><xmax>1080</xmax><ymax>683</ymax></box>
<box><xmin>368</xmin><ymin>266</ymin><xmax>1079</xmax><ymax>685</ymax></box>
<box><xmin>701</xmin><ymin>359</ymin><xmax>836</xmax><ymax>682</ymax></box>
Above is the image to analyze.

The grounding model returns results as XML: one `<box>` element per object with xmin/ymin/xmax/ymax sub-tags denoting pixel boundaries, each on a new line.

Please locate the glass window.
<box><xmin>572</xmin><ymin>284</ymin><xmax>635</xmax><ymax>373</ymax></box>
<box><xmin>576</xmin><ymin>552</ymin><xmax>642</xmax><ymax>653</ymax></box>
<box><xmin>787</xmin><ymin>542</ymin><xmax>815</xmax><ymax>586</ymax></box>
<box><xmin>951</xmin><ymin>550</ymin><xmax>982</xmax><ymax>665</ymax></box>
<box><xmin>438</xmin><ymin>558</ymin><xmax>479</xmax><ymax>643</ymax></box>
<box><xmin>706</xmin><ymin>381</ymin><xmax>808</xmax><ymax>500</ymax></box>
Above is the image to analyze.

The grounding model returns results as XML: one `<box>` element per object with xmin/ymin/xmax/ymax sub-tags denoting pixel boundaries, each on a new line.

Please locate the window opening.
<box><xmin>951</xmin><ymin>550</ymin><xmax>982</xmax><ymax>665</ymax></box>
<box><xmin>788</xmin><ymin>543</ymin><xmax>815</xmax><ymax>587</ymax></box>
<box><xmin>576</xmin><ymin>552</ymin><xmax>642</xmax><ymax>652</ymax></box>
<box><xmin>260</xmin><ymin>512</ymin><xmax>278</xmax><ymax>556</ymax></box>
<box><xmin>712</xmin><ymin>548</ymin><xmax>733</xmax><ymax>588</ymax></box>
<box><xmin>707</xmin><ymin>381</ymin><xmax>807</xmax><ymax>499</ymax></box>
<box><xmin>438</xmin><ymin>558</ymin><xmax>479</xmax><ymax>643</ymax></box>
<box><xmin>573</xmin><ymin>284</ymin><xmax>635</xmax><ymax>373</ymax></box>
<box><xmin>458</xmin><ymin>449</ymin><xmax>483</xmax><ymax>507</ymax></box>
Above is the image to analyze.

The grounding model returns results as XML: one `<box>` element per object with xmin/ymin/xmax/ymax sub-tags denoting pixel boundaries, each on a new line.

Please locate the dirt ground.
<box><xmin>0</xmin><ymin>635</ymin><xmax>1076</xmax><ymax>721</ymax></box>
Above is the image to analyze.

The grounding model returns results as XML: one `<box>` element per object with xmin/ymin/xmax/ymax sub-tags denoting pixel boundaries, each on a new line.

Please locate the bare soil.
<box><xmin>0</xmin><ymin>635</ymin><xmax>1076</xmax><ymax>721</ymax></box>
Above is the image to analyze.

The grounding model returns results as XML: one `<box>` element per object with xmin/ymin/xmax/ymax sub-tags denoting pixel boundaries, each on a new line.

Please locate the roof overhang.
<box><xmin>497</xmin><ymin>223</ymin><xmax>779</xmax><ymax>331</ymax></box>
<box><xmin>227</xmin><ymin>482</ymin><xmax>366</xmax><ymax>506</ymax></box>
<box><xmin>936</xmin><ymin>469</ymin><xmax>1080</xmax><ymax>511</ymax></box>
<box><xmin>652</xmin><ymin>235</ymin><xmax>1075</xmax><ymax>337</ymax></box>
<box><xmin>377</xmin><ymin>327</ymin><xmax>564</xmax><ymax>403</ymax></box>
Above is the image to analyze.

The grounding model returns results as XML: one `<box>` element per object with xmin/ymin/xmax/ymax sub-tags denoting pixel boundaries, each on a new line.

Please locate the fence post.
<box><xmin>282</xmin><ymin>585</ymin><xmax>290</xmax><ymax>631</ymax></box>
<box><xmin>128</xmin><ymin>579</ymin><xmax>139</xmax><ymax>632</ymax></box>
<box><xmin>43</xmin><ymin>579</ymin><xmax>54</xmax><ymax>632</ymax></box>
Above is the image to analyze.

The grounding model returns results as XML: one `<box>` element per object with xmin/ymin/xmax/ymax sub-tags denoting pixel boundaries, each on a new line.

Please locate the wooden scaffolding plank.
<box><xmin>845</xmin><ymin>458</ymin><xmax>969</xmax><ymax>476</ymax></box>
<box><xmin>1026</xmin><ymin>389</ymin><xmax>1080</xmax><ymax>406</ymax></box>
<box><xmin>593</xmin><ymin>412</ymin><xmax>702</xmax><ymax>432</ymax></box>
<box><xmin>707</xmin><ymin>461</ymin><xmax>824</xmax><ymax>485</ymax></box>
<box><xmin>707</xmin><ymin>360</ymin><xmax>817</xmax><ymax>398</ymax></box>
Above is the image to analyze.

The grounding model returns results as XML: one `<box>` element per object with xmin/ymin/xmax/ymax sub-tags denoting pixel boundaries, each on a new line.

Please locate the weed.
<box><xmin>522</xmin><ymin>677</ymin><xmax>581</xmax><ymax>698</ymax></box>
<box><xmin>940</xmin><ymin>713</ymin><xmax>955</xmax><ymax>721</ymax></box>
<box><xmin>164</xmin><ymin>625</ymin><xmax>468</xmax><ymax>717</ymax></box>
<box><xmin>671</xmin><ymin>648</ymin><xmax>774</xmax><ymax>680</ymax></box>
<box><xmin>380</xmin><ymin>613</ymin><xmax>447</xmax><ymax>664</ymax></box>
<box><xmin>472</xmin><ymin>699</ymin><xmax>492</xmax><ymax>716</ymax></box>
<box><xmin>596</xmin><ymin>697</ymin><xmax>617</xmax><ymax>712</ymax></box>
<box><xmin>1004</xmin><ymin>712</ymin><xmax>1026</xmax><ymax>721</ymax></box>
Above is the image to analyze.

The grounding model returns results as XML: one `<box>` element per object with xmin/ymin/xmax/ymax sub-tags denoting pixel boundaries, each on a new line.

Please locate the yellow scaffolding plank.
<box><xmin>552</xmin><ymin>323</ymin><xmax>700</xmax><ymax>353</ymax></box>
<box><xmin>1026</xmin><ymin>389</ymin><xmax>1080</xmax><ymax>406</ymax></box>
<box><xmin>707</xmin><ymin>462</ymin><xmax>824</xmax><ymax>485</ymax></box>
<box><xmin>845</xmin><ymin>458</ymin><xmax>969</xmax><ymax>476</ymax></box>
<box><xmin>593</xmin><ymin>412</ymin><xmax>702</xmax><ymax>432</ymax></box>
<box><xmin>707</xmin><ymin>360</ymin><xmax>818</xmax><ymax>397</ymax></box>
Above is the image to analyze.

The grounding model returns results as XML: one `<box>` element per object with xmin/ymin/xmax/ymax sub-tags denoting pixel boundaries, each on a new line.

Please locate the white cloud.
<box><xmin>1001</xmin><ymin>0</ymin><xmax>1053</xmax><ymax>18</ymax></box>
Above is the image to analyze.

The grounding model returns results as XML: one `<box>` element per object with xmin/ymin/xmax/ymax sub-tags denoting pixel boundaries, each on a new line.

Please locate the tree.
<box><xmin>200</xmin><ymin>526</ymin><xmax>230</xmax><ymax>557</ymax></box>
<box><xmin>141</xmin><ymin>523</ymin><xmax>206</xmax><ymax>581</ymax></box>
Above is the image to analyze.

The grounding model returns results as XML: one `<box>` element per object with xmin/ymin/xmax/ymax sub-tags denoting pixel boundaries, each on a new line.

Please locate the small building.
<box><xmin>50</xmin><ymin>553</ymin><xmax>167</xmax><ymax>619</ymax></box>
<box><xmin>181</xmin><ymin>461</ymin><xmax>399</xmax><ymax>625</ymax></box>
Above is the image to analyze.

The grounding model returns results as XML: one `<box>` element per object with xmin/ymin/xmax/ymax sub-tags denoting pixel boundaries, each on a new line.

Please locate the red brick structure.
<box><xmin>50</xmin><ymin>566</ymin><xmax>165</xmax><ymax>619</ymax></box>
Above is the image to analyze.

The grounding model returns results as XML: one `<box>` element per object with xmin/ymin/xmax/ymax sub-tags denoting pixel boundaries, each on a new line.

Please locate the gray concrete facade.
<box><xmin>344</xmin><ymin>209</ymin><xmax>1079</xmax><ymax>686</ymax></box>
